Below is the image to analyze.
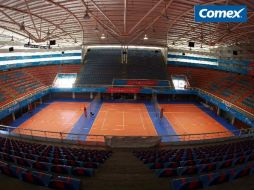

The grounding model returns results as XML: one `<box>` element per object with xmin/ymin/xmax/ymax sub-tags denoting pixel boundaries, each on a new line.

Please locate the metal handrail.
<box><xmin>74</xmin><ymin>84</ymin><xmax>173</xmax><ymax>88</ymax></box>
<box><xmin>0</xmin><ymin>125</ymin><xmax>253</xmax><ymax>144</ymax></box>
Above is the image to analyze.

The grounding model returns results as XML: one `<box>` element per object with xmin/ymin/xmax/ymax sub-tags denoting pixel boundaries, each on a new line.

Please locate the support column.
<box><xmin>82</xmin><ymin>45</ymin><xmax>87</xmax><ymax>64</ymax></box>
<box><xmin>12</xmin><ymin>112</ymin><xmax>15</xmax><ymax>121</ymax></box>
<box><xmin>231</xmin><ymin>117</ymin><xmax>235</xmax><ymax>125</ymax></box>
<box><xmin>72</xmin><ymin>92</ymin><xmax>75</xmax><ymax>99</ymax></box>
<box><xmin>134</xmin><ymin>93</ymin><xmax>137</xmax><ymax>100</ymax></box>
<box><xmin>40</xmin><ymin>98</ymin><xmax>42</xmax><ymax>104</ymax></box>
<box><xmin>217</xmin><ymin>107</ymin><xmax>220</xmax><ymax>116</ymax></box>
<box><xmin>153</xmin><ymin>93</ymin><xmax>157</xmax><ymax>101</ymax></box>
<box><xmin>121</xmin><ymin>45</ymin><xmax>128</xmax><ymax>64</ymax></box>
<box><xmin>90</xmin><ymin>92</ymin><xmax>93</xmax><ymax>99</ymax></box>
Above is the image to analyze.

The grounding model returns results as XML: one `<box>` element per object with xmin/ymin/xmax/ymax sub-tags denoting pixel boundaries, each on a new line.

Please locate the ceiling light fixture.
<box><xmin>20</xmin><ymin>16</ymin><xmax>25</xmax><ymax>30</ymax></box>
<box><xmin>94</xmin><ymin>26</ymin><xmax>99</xmax><ymax>33</ymax></box>
<box><xmin>20</xmin><ymin>21</ymin><xmax>25</xmax><ymax>31</ymax></box>
<box><xmin>83</xmin><ymin>10</ymin><xmax>90</xmax><ymax>20</ymax></box>
<box><xmin>100</xmin><ymin>33</ymin><xmax>106</xmax><ymax>39</ymax></box>
<box><xmin>144</xmin><ymin>34</ymin><xmax>148</xmax><ymax>40</ymax></box>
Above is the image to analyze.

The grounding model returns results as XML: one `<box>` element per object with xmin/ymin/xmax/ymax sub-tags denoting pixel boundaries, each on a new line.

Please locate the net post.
<box><xmin>44</xmin><ymin>131</ymin><xmax>47</xmax><ymax>141</ymax></box>
<box><xmin>60</xmin><ymin>132</ymin><xmax>63</xmax><ymax>142</ymax></box>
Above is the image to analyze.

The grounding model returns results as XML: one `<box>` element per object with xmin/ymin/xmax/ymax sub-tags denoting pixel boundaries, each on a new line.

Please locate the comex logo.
<box><xmin>195</xmin><ymin>5</ymin><xmax>247</xmax><ymax>22</ymax></box>
<box><xmin>199</xmin><ymin>8</ymin><xmax>245</xmax><ymax>18</ymax></box>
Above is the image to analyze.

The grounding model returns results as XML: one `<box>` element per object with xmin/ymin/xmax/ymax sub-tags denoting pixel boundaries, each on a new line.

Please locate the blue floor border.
<box><xmin>67</xmin><ymin>101</ymin><xmax>102</xmax><ymax>141</ymax></box>
<box><xmin>11</xmin><ymin>98</ymin><xmax>92</xmax><ymax>133</ymax></box>
<box><xmin>194</xmin><ymin>102</ymin><xmax>239</xmax><ymax>135</ymax></box>
<box><xmin>10</xmin><ymin>99</ymin><xmax>239</xmax><ymax>142</ymax></box>
<box><xmin>145</xmin><ymin>102</ymin><xmax>179</xmax><ymax>142</ymax></box>
<box><xmin>11</xmin><ymin>102</ymin><xmax>50</xmax><ymax>129</ymax></box>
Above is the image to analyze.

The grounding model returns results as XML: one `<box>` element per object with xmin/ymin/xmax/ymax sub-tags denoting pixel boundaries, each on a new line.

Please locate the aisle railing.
<box><xmin>0</xmin><ymin>125</ymin><xmax>253</xmax><ymax>147</ymax></box>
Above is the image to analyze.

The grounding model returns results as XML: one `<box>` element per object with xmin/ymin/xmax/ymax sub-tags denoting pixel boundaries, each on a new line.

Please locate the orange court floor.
<box><xmin>88</xmin><ymin>103</ymin><xmax>158</xmax><ymax>138</ymax></box>
<box><xmin>13</xmin><ymin>102</ymin><xmax>89</xmax><ymax>138</ymax></box>
<box><xmin>161</xmin><ymin>104</ymin><xmax>233</xmax><ymax>140</ymax></box>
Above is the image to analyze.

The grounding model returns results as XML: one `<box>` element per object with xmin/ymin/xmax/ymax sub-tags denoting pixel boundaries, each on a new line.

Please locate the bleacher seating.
<box><xmin>0</xmin><ymin>89</ymin><xmax>15</xmax><ymax>107</ymax></box>
<box><xmin>75</xmin><ymin>48</ymin><xmax>168</xmax><ymax>85</ymax></box>
<box><xmin>126</xmin><ymin>49</ymin><xmax>168</xmax><ymax>80</ymax></box>
<box><xmin>134</xmin><ymin>138</ymin><xmax>254</xmax><ymax>190</ymax></box>
<box><xmin>168</xmin><ymin>65</ymin><xmax>254</xmax><ymax>113</ymax></box>
<box><xmin>75</xmin><ymin>48</ymin><xmax>123</xmax><ymax>85</ymax></box>
<box><xmin>0</xmin><ymin>64</ymin><xmax>81</xmax><ymax>108</ymax></box>
<box><xmin>22</xmin><ymin>64</ymin><xmax>81</xmax><ymax>86</ymax></box>
<box><xmin>0</xmin><ymin>70</ymin><xmax>46</xmax><ymax>101</ymax></box>
<box><xmin>0</xmin><ymin>137</ymin><xmax>112</xmax><ymax>189</ymax></box>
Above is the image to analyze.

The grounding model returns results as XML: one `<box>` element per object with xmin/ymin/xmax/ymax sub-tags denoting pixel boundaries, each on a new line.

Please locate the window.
<box><xmin>53</xmin><ymin>73</ymin><xmax>77</xmax><ymax>88</ymax></box>
<box><xmin>172</xmin><ymin>75</ymin><xmax>189</xmax><ymax>90</ymax></box>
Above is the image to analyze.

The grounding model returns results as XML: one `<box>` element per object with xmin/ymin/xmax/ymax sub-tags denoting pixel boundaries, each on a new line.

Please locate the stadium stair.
<box><xmin>83</xmin><ymin>150</ymin><xmax>169</xmax><ymax>190</ymax></box>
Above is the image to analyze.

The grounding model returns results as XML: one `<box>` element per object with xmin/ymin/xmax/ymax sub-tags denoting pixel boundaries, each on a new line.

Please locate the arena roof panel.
<box><xmin>0</xmin><ymin>0</ymin><xmax>253</xmax><ymax>48</ymax></box>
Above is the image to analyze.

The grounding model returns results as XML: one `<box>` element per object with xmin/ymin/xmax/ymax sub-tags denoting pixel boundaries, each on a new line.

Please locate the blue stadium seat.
<box><xmin>172</xmin><ymin>177</ymin><xmax>204</xmax><ymax>190</ymax></box>
<box><xmin>155</xmin><ymin>168</ymin><xmax>178</xmax><ymax>177</ymax></box>
<box><xmin>49</xmin><ymin>176</ymin><xmax>80</xmax><ymax>190</ymax></box>
<box><xmin>21</xmin><ymin>170</ymin><xmax>52</xmax><ymax>186</ymax></box>
<box><xmin>177</xmin><ymin>166</ymin><xmax>199</xmax><ymax>176</ymax></box>
<box><xmin>51</xmin><ymin>165</ymin><xmax>71</xmax><ymax>175</ymax></box>
<box><xmin>200</xmin><ymin>171</ymin><xmax>230</xmax><ymax>187</ymax></box>
<box><xmin>72</xmin><ymin>167</ymin><xmax>94</xmax><ymax>177</ymax></box>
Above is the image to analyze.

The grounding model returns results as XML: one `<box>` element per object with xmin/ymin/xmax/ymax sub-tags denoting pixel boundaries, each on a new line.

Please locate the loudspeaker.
<box><xmin>9</xmin><ymin>47</ymin><xmax>14</xmax><ymax>52</ymax></box>
<box><xmin>155</xmin><ymin>50</ymin><xmax>159</xmax><ymax>53</ymax></box>
<box><xmin>233</xmin><ymin>50</ymin><xmax>238</xmax><ymax>55</ymax></box>
<box><xmin>49</xmin><ymin>40</ymin><xmax>56</xmax><ymax>45</ymax></box>
<box><xmin>62</xmin><ymin>51</ymin><xmax>65</xmax><ymax>54</ymax></box>
<box><xmin>188</xmin><ymin>42</ymin><xmax>195</xmax><ymax>47</ymax></box>
<box><xmin>182</xmin><ymin>52</ymin><xmax>185</xmax><ymax>56</ymax></box>
<box><xmin>122</xmin><ymin>51</ymin><xmax>127</xmax><ymax>54</ymax></box>
<box><xmin>87</xmin><ymin>48</ymin><xmax>91</xmax><ymax>52</ymax></box>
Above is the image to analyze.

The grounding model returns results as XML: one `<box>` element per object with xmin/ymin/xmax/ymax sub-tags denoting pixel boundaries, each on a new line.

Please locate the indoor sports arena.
<box><xmin>0</xmin><ymin>0</ymin><xmax>254</xmax><ymax>190</ymax></box>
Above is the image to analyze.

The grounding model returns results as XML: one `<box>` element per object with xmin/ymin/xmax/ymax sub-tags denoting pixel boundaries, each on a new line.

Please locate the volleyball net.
<box><xmin>86</xmin><ymin>93</ymin><xmax>101</xmax><ymax>117</ymax></box>
<box><xmin>151</xmin><ymin>94</ymin><xmax>163</xmax><ymax>118</ymax></box>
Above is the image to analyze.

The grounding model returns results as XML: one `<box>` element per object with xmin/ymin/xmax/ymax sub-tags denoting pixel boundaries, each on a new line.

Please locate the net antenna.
<box><xmin>87</xmin><ymin>93</ymin><xmax>101</xmax><ymax>118</ymax></box>
<box><xmin>151</xmin><ymin>93</ymin><xmax>162</xmax><ymax>119</ymax></box>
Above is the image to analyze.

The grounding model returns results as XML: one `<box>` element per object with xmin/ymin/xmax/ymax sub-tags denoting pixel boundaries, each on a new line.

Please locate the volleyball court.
<box><xmin>87</xmin><ymin>103</ymin><xmax>157</xmax><ymax>142</ymax></box>
<box><xmin>159</xmin><ymin>104</ymin><xmax>233</xmax><ymax>140</ymax></box>
<box><xmin>13</xmin><ymin>102</ymin><xmax>89</xmax><ymax>139</ymax></box>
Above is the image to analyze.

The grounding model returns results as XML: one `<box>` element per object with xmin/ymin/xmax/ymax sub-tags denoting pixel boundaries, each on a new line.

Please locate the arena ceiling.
<box><xmin>0</xmin><ymin>0</ymin><xmax>253</xmax><ymax>49</ymax></box>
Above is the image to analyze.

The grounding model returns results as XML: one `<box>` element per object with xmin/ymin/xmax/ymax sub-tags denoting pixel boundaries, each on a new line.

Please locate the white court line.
<box><xmin>122</xmin><ymin>111</ymin><xmax>125</xmax><ymax>130</ymax></box>
<box><xmin>106</xmin><ymin>108</ymin><xmax>143</xmax><ymax>111</ymax></box>
<box><xmin>101</xmin><ymin>111</ymin><xmax>108</xmax><ymax>130</ymax></box>
<box><xmin>139</xmin><ymin>112</ymin><xmax>146</xmax><ymax>130</ymax></box>
<box><xmin>114</xmin><ymin>111</ymin><xmax>125</xmax><ymax>130</ymax></box>
<box><xmin>170</xmin><ymin>113</ymin><xmax>188</xmax><ymax>134</ymax></box>
<box><xmin>164</xmin><ymin>112</ymin><xmax>198</xmax><ymax>113</ymax></box>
